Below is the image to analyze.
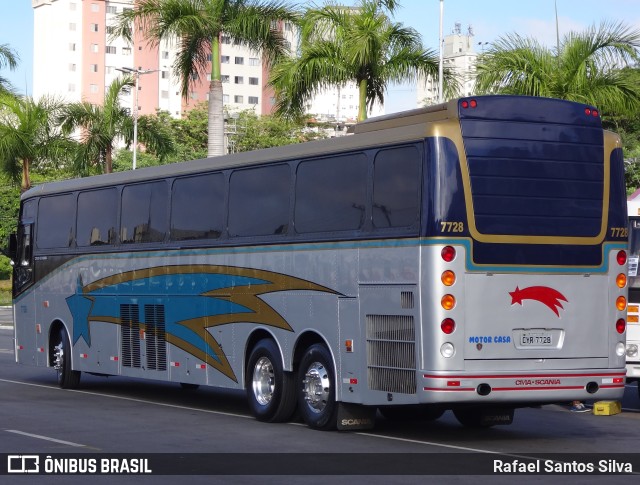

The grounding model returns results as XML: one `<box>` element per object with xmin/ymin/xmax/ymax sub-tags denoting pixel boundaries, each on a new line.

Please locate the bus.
<box><xmin>8</xmin><ymin>95</ymin><xmax>628</xmax><ymax>430</ymax></box>
<box><xmin>626</xmin><ymin>198</ymin><xmax>640</xmax><ymax>397</ymax></box>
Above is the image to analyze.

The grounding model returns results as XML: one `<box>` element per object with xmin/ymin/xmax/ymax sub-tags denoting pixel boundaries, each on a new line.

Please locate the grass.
<box><xmin>0</xmin><ymin>279</ymin><xmax>11</xmax><ymax>306</ymax></box>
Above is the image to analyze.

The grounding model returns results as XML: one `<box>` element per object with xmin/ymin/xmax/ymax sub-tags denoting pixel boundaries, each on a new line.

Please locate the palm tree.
<box><xmin>270</xmin><ymin>0</ymin><xmax>453</xmax><ymax>122</ymax></box>
<box><xmin>0</xmin><ymin>44</ymin><xmax>19</xmax><ymax>95</ymax></box>
<box><xmin>0</xmin><ymin>94</ymin><xmax>68</xmax><ymax>191</ymax></box>
<box><xmin>59</xmin><ymin>76</ymin><xmax>175</xmax><ymax>175</ymax></box>
<box><xmin>474</xmin><ymin>21</ymin><xmax>640</xmax><ymax>115</ymax></box>
<box><xmin>114</xmin><ymin>0</ymin><xmax>298</xmax><ymax>158</ymax></box>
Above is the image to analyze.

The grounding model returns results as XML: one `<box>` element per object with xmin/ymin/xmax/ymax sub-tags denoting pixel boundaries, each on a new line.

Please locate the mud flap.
<box><xmin>336</xmin><ymin>402</ymin><xmax>377</xmax><ymax>431</ymax></box>
<box><xmin>480</xmin><ymin>407</ymin><xmax>514</xmax><ymax>426</ymax></box>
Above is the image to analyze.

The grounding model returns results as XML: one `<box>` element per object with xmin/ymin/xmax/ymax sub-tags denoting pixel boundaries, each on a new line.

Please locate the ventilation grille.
<box><xmin>145</xmin><ymin>304</ymin><xmax>167</xmax><ymax>371</ymax></box>
<box><xmin>401</xmin><ymin>291</ymin><xmax>414</xmax><ymax>309</ymax></box>
<box><xmin>366</xmin><ymin>315</ymin><xmax>416</xmax><ymax>394</ymax></box>
<box><xmin>121</xmin><ymin>304</ymin><xmax>141</xmax><ymax>368</ymax></box>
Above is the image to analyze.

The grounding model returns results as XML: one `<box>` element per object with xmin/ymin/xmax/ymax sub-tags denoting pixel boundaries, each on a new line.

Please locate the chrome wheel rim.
<box><xmin>252</xmin><ymin>356</ymin><xmax>275</xmax><ymax>406</ymax></box>
<box><xmin>302</xmin><ymin>361</ymin><xmax>330</xmax><ymax>414</ymax></box>
<box><xmin>53</xmin><ymin>342</ymin><xmax>64</xmax><ymax>371</ymax></box>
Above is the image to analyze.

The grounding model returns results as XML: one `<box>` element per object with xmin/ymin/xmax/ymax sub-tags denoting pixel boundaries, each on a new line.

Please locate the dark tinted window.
<box><xmin>171</xmin><ymin>173</ymin><xmax>224</xmax><ymax>240</ymax></box>
<box><xmin>229</xmin><ymin>165</ymin><xmax>290</xmax><ymax>237</ymax></box>
<box><xmin>121</xmin><ymin>182</ymin><xmax>168</xmax><ymax>243</ymax></box>
<box><xmin>77</xmin><ymin>189</ymin><xmax>118</xmax><ymax>246</ymax></box>
<box><xmin>21</xmin><ymin>199</ymin><xmax>36</xmax><ymax>223</ymax></box>
<box><xmin>37</xmin><ymin>194</ymin><xmax>76</xmax><ymax>249</ymax></box>
<box><xmin>373</xmin><ymin>146</ymin><xmax>421</xmax><ymax>228</ymax></box>
<box><xmin>295</xmin><ymin>153</ymin><xmax>367</xmax><ymax>233</ymax></box>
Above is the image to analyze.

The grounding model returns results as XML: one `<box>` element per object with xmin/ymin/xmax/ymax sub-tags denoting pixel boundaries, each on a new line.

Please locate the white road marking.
<box><xmin>0</xmin><ymin>377</ymin><xmax>252</xmax><ymax>420</ymax></box>
<box><xmin>6</xmin><ymin>429</ymin><xmax>86</xmax><ymax>447</ymax></box>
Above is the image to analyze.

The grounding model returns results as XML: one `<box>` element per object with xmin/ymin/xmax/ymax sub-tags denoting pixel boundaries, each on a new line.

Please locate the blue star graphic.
<box><xmin>66</xmin><ymin>277</ymin><xmax>95</xmax><ymax>346</ymax></box>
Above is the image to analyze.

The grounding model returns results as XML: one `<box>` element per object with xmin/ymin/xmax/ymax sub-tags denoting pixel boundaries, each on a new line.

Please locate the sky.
<box><xmin>1</xmin><ymin>0</ymin><xmax>640</xmax><ymax>111</ymax></box>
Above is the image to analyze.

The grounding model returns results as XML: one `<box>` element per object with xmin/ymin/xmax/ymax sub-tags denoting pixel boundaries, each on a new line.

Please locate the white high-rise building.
<box><xmin>418</xmin><ymin>23</ymin><xmax>478</xmax><ymax>107</ymax></box>
<box><xmin>32</xmin><ymin>0</ymin><xmax>295</xmax><ymax>118</ymax></box>
<box><xmin>31</xmin><ymin>0</ymin><xmax>384</xmax><ymax>130</ymax></box>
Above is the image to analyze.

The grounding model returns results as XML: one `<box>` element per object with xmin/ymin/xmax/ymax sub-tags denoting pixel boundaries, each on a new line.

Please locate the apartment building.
<box><xmin>417</xmin><ymin>23</ymin><xmax>478</xmax><ymax>106</ymax></box>
<box><xmin>32</xmin><ymin>0</ymin><xmax>380</xmax><ymax>124</ymax></box>
<box><xmin>32</xmin><ymin>0</ymin><xmax>290</xmax><ymax>118</ymax></box>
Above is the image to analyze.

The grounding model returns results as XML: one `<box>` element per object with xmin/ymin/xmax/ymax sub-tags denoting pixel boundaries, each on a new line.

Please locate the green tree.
<box><xmin>270</xmin><ymin>0</ymin><xmax>452</xmax><ymax>121</ymax></box>
<box><xmin>114</xmin><ymin>0</ymin><xmax>298</xmax><ymax>158</ymax></box>
<box><xmin>59</xmin><ymin>76</ymin><xmax>175</xmax><ymax>174</ymax></box>
<box><xmin>228</xmin><ymin>110</ymin><xmax>326</xmax><ymax>152</ymax></box>
<box><xmin>0</xmin><ymin>93</ymin><xmax>69</xmax><ymax>191</ymax></box>
<box><xmin>474</xmin><ymin>21</ymin><xmax>640</xmax><ymax>116</ymax></box>
<box><xmin>0</xmin><ymin>184</ymin><xmax>19</xmax><ymax>279</ymax></box>
<box><xmin>0</xmin><ymin>44</ymin><xmax>19</xmax><ymax>95</ymax></box>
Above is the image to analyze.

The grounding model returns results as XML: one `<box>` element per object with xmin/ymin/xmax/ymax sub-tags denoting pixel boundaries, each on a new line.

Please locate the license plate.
<box><xmin>520</xmin><ymin>332</ymin><xmax>552</xmax><ymax>346</ymax></box>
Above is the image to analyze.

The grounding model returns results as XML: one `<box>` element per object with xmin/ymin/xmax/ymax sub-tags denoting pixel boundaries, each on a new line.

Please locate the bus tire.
<box><xmin>297</xmin><ymin>344</ymin><xmax>338</xmax><ymax>430</ymax></box>
<box><xmin>246</xmin><ymin>339</ymin><xmax>296</xmax><ymax>423</ymax></box>
<box><xmin>54</xmin><ymin>327</ymin><xmax>81</xmax><ymax>389</ymax></box>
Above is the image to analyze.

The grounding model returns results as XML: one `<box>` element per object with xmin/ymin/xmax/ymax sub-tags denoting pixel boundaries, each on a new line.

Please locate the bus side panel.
<box><xmin>14</xmin><ymin>293</ymin><xmax>37</xmax><ymax>366</ymax></box>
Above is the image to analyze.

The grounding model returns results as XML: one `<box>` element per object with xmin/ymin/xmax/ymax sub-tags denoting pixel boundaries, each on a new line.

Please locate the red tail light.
<box><xmin>441</xmin><ymin>246</ymin><xmax>456</xmax><ymax>262</ymax></box>
<box><xmin>617</xmin><ymin>250</ymin><xmax>627</xmax><ymax>265</ymax></box>
<box><xmin>616</xmin><ymin>319</ymin><xmax>626</xmax><ymax>334</ymax></box>
<box><xmin>441</xmin><ymin>318</ymin><xmax>455</xmax><ymax>334</ymax></box>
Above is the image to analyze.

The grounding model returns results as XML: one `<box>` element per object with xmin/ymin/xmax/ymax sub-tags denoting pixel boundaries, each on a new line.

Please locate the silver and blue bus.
<box><xmin>10</xmin><ymin>95</ymin><xmax>628</xmax><ymax>430</ymax></box>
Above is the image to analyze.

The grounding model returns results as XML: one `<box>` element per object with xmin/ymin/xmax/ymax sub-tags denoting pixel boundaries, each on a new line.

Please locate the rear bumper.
<box><xmin>420</xmin><ymin>369</ymin><xmax>626</xmax><ymax>404</ymax></box>
<box><xmin>626</xmin><ymin>362</ymin><xmax>640</xmax><ymax>381</ymax></box>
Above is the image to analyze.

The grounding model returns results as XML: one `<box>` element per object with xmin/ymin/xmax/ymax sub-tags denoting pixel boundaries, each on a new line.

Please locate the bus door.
<box><xmin>12</xmin><ymin>221</ymin><xmax>37</xmax><ymax>365</ymax></box>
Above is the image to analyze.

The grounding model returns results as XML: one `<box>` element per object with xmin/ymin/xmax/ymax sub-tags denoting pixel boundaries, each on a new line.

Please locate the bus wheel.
<box><xmin>298</xmin><ymin>344</ymin><xmax>338</xmax><ymax>430</ymax></box>
<box><xmin>53</xmin><ymin>327</ymin><xmax>81</xmax><ymax>389</ymax></box>
<box><xmin>246</xmin><ymin>339</ymin><xmax>296</xmax><ymax>423</ymax></box>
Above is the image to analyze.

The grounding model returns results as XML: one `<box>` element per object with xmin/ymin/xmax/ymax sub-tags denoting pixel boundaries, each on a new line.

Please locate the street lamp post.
<box><xmin>115</xmin><ymin>66</ymin><xmax>159</xmax><ymax>170</ymax></box>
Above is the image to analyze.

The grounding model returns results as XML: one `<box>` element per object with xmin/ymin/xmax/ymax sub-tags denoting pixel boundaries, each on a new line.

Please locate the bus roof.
<box><xmin>22</xmin><ymin>95</ymin><xmax>603</xmax><ymax>200</ymax></box>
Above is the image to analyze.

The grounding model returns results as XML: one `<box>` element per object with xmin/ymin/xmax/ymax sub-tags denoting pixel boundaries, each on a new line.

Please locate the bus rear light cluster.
<box><xmin>614</xmin><ymin>250</ymin><xmax>627</xmax><ymax>340</ymax></box>
<box><xmin>440</xmin><ymin>245</ymin><xmax>458</xmax><ymax>357</ymax></box>
<box><xmin>584</xmin><ymin>107</ymin><xmax>599</xmax><ymax>117</ymax></box>
<box><xmin>461</xmin><ymin>99</ymin><xmax>478</xmax><ymax>109</ymax></box>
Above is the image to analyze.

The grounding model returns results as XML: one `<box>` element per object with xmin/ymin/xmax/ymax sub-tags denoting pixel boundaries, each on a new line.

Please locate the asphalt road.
<box><xmin>0</xmin><ymin>322</ymin><xmax>639</xmax><ymax>484</ymax></box>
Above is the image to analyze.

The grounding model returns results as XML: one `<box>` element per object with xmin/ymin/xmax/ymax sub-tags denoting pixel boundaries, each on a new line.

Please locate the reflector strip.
<box><xmin>197</xmin><ymin>364</ymin><xmax>206</xmax><ymax>370</ymax></box>
<box><xmin>17</xmin><ymin>345</ymin><xmax>24</xmax><ymax>350</ymax></box>
<box><xmin>110</xmin><ymin>356</ymin><xmax>118</xmax><ymax>362</ymax></box>
<box><xmin>170</xmin><ymin>362</ymin><xmax>180</xmax><ymax>367</ymax></box>
<box><xmin>37</xmin><ymin>347</ymin><xmax>44</xmax><ymax>353</ymax></box>
<box><xmin>602</xmin><ymin>377</ymin><xmax>625</xmax><ymax>384</ymax></box>
<box><xmin>424</xmin><ymin>387</ymin><xmax>474</xmax><ymax>392</ymax></box>
<box><xmin>628</xmin><ymin>315</ymin><xmax>639</xmax><ymax>323</ymax></box>
<box><xmin>424</xmin><ymin>372</ymin><xmax>626</xmax><ymax>379</ymax></box>
<box><xmin>80</xmin><ymin>353</ymin><xmax>88</xmax><ymax>359</ymax></box>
